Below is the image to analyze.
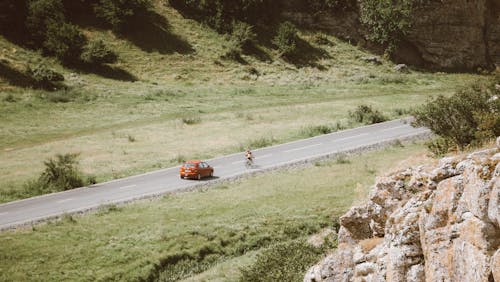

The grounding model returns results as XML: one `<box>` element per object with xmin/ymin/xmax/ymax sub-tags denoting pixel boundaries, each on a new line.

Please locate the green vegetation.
<box><xmin>414</xmin><ymin>73</ymin><xmax>500</xmax><ymax>154</ymax></box>
<box><xmin>359</xmin><ymin>0</ymin><xmax>431</xmax><ymax>52</ymax></box>
<box><xmin>0</xmin><ymin>0</ymin><xmax>485</xmax><ymax>203</ymax></box>
<box><xmin>240</xmin><ymin>240</ymin><xmax>330</xmax><ymax>282</ymax></box>
<box><xmin>5</xmin><ymin>153</ymin><xmax>93</xmax><ymax>200</ymax></box>
<box><xmin>0</xmin><ymin>143</ymin><xmax>427</xmax><ymax>281</ymax></box>
<box><xmin>273</xmin><ymin>21</ymin><xmax>300</xmax><ymax>57</ymax></box>
<box><xmin>349</xmin><ymin>104</ymin><xmax>388</xmax><ymax>125</ymax></box>
<box><xmin>93</xmin><ymin>0</ymin><xmax>152</xmax><ymax>32</ymax></box>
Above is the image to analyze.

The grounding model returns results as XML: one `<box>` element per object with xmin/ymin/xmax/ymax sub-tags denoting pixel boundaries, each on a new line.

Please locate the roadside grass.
<box><xmin>0</xmin><ymin>143</ymin><xmax>427</xmax><ymax>281</ymax></box>
<box><xmin>0</xmin><ymin>78</ymin><xmax>476</xmax><ymax>203</ymax></box>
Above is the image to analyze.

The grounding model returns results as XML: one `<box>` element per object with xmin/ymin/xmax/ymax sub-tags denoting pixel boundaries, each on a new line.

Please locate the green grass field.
<box><xmin>0</xmin><ymin>143</ymin><xmax>429</xmax><ymax>281</ymax></box>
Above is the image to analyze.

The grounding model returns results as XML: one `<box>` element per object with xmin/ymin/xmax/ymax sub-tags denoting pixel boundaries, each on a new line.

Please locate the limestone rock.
<box><xmin>306</xmin><ymin>143</ymin><xmax>500</xmax><ymax>281</ymax></box>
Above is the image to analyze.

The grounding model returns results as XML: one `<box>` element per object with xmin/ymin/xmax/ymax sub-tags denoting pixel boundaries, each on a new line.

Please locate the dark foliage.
<box><xmin>94</xmin><ymin>0</ymin><xmax>152</xmax><ymax>32</ymax></box>
<box><xmin>0</xmin><ymin>0</ymin><xmax>28</xmax><ymax>41</ymax></box>
<box><xmin>168</xmin><ymin>0</ymin><xmax>279</xmax><ymax>33</ymax></box>
<box><xmin>300</xmin><ymin>0</ymin><xmax>357</xmax><ymax>13</ymax></box>
<box><xmin>43</xmin><ymin>22</ymin><xmax>87</xmax><ymax>63</ymax></box>
<box><xmin>414</xmin><ymin>77</ymin><xmax>500</xmax><ymax>149</ymax></box>
<box><xmin>26</xmin><ymin>0</ymin><xmax>66</xmax><ymax>47</ymax></box>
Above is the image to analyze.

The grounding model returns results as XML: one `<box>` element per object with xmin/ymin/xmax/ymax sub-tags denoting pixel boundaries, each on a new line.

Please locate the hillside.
<box><xmin>0</xmin><ymin>0</ymin><xmax>487</xmax><ymax>203</ymax></box>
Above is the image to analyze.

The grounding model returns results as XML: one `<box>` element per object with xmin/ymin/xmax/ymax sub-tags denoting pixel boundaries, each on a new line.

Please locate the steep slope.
<box><xmin>306</xmin><ymin>139</ymin><xmax>500</xmax><ymax>281</ymax></box>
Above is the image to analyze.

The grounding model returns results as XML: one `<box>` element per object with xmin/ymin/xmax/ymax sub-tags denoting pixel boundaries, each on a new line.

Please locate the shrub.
<box><xmin>413</xmin><ymin>78</ymin><xmax>500</xmax><ymax>149</ymax></box>
<box><xmin>349</xmin><ymin>105</ymin><xmax>387</xmax><ymax>124</ymax></box>
<box><xmin>24</xmin><ymin>153</ymin><xmax>86</xmax><ymax>195</ymax></box>
<box><xmin>81</xmin><ymin>39</ymin><xmax>118</xmax><ymax>65</ymax></box>
<box><xmin>231</xmin><ymin>21</ymin><xmax>256</xmax><ymax>49</ymax></box>
<box><xmin>26</xmin><ymin>0</ymin><xmax>66</xmax><ymax>46</ymax></box>
<box><xmin>240</xmin><ymin>240</ymin><xmax>324</xmax><ymax>282</ymax></box>
<box><xmin>273</xmin><ymin>21</ymin><xmax>299</xmax><ymax>57</ymax></box>
<box><xmin>27</xmin><ymin>63</ymin><xmax>64</xmax><ymax>89</ymax></box>
<box><xmin>94</xmin><ymin>0</ymin><xmax>152</xmax><ymax>32</ymax></box>
<box><xmin>43</xmin><ymin>22</ymin><xmax>86</xmax><ymax>63</ymax></box>
<box><xmin>38</xmin><ymin>153</ymin><xmax>85</xmax><ymax>191</ymax></box>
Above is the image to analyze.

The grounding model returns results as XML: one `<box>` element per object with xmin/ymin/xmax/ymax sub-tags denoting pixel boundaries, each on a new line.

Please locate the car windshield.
<box><xmin>184</xmin><ymin>163</ymin><xmax>196</xmax><ymax>168</ymax></box>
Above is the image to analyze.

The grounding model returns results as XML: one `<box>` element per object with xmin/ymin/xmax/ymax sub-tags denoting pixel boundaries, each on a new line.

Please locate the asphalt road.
<box><xmin>0</xmin><ymin>119</ymin><xmax>430</xmax><ymax>230</ymax></box>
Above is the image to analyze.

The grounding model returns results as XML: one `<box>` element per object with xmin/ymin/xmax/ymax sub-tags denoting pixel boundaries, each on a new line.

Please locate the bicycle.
<box><xmin>245</xmin><ymin>157</ymin><xmax>254</xmax><ymax>169</ymax></box>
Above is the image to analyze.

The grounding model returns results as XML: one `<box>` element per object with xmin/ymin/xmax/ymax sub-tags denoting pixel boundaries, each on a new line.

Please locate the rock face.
<box><xmin>305</xmin><ymin>140</ymin><xmax>500</xmax><ymax>282</ymax></box>
<box><xmin>402</xmin><ymin>0</ymin><xmax>499</xmax><ymax>70</ymax></box>
<box><xmin>282</xmin><ymin>0</ymin><xmax>500</xmax><ymax>70</ymax></box>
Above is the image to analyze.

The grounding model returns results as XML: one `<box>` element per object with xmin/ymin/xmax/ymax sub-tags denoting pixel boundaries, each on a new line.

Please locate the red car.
<box><xmin>180</xmin><ymin>160</ymin><xmax>214</xmax><ymax>180</ymax></box>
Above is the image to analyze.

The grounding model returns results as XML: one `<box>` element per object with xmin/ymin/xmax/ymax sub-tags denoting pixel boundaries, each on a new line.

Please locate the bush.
<box><xmin>43</xmin><ymin>22</ymin><xmax>86</xmax><ymax>63</ymax></box>
<box><xmin>349</xmin><ymin>105</ymin><xmax>387</xmax><ymax>124</ymax></box>
<box><xmin>81</xmin><ymin>39</ymin><xmax>118</xmax><ymax>65</ymax></box>
<box><xmin>414</xmin><ymin>78</ymin><xmax>500</xmax><ymax>149</ymax></box>
<box><xmin>39</xmin><ymin>153</ymin><xmax>85</xmax><ymax>191</ymax></box>
<box><xmin>94</xmin><ymin>0</ymin><xmax>152</xmax><ymax>32</ymax></box>
<box><xmin>25</xmin><ymin>153</ymin><xmax>87</xmax><ymax>195</ymax></box>
<box><xmin>273</xmin><ymin>21</ymin><xmax>299</xmax><ymax>57</ymax></box>
<box><xmin>359</xmin><ymin>0</ymin><xmax>415</xmax><ymax>52</ymax></box>
<box><xmin>27</xmin><ymin>63</ymin><xmax>65</xmax><ymax>89</ymax></box>
<box><xmin>231</xmin><ymin>21</ymin><xmax>256</xmax><ymax>49</ymax></box>
<box><xmin>240</xmin><ymin>240</ymin><xmax>324</xmax><ymax>282</ymax></box>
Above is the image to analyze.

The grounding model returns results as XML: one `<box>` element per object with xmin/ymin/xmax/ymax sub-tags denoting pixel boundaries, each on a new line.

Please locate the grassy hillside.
<box><xmin>0</xmin><ymin>0</ymin><xmax>482</xmax><ymax>203</ymax></box>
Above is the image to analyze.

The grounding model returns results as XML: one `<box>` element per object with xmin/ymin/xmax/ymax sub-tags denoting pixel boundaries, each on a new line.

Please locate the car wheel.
<box><xmin>197</xmin><ymin>174</ymin><xmax>201</xmax><ymax>180</ymax></box>
<box><xmin>180</xmin><ymin>175</ymin><xmax>184</xmax><ymax>179</ymax></box>
<box><xmin>210</xmin><ymin>171</ymin><xmax>213</xmax><ymax>177</ymax></box>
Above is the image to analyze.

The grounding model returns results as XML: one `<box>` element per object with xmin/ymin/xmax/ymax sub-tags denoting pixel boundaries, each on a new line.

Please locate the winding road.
<box><xmin>0</xmin><ymin>119</ymin><xmax>430</xmax><ymax>230</ymax></box>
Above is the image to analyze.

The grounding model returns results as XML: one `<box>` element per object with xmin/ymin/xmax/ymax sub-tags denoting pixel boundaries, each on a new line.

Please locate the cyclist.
<box><xmin>245</xmin><ymin>149</ymin><xmax>254</xmax><ymax>167</ymax></box>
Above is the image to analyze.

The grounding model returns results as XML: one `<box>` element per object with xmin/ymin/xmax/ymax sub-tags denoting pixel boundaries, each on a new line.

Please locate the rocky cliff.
<box><xmin>283</xmin><ymin>0</ymin><xmax>500</xmax><ymax>71</ymax></box>
<box><xmin>305</xmin><ymin>138</ymin><xmax>500</xmax><ymax>282</ymax></box>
